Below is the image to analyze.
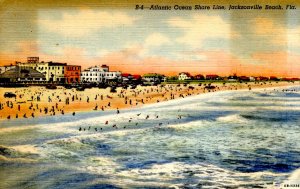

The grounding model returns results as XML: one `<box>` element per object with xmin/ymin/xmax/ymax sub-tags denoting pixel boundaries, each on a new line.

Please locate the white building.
<box><xmin>81</xmin><ymin>66</ymin><xmax>106</xmax><ymax>83</ymax></box>
<box><xmin>105</xmin><ymin>71</ymin><xmax>122</xmax><ymax>81</ymax></box>
<box><xmin>80</xmin><ymin>65</ymin><xmax>121</xmax><ymax>83</ymax></box>
<box><xmin>249</xmin><ymin>76</ymin><xmax>255</xmax><ymax>81</ymax></box>
<box><xmin>178</xmin><ymin>72</ymin><xmax>192</xmax><ymax>80</ymax></box>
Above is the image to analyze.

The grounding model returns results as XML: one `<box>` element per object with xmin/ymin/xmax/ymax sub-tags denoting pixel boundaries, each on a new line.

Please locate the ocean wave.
<box><xmin>240</xmin><ymin>111</ymin><xmax>299</xmax><ymax>122</ymax></box>
<box><xmin>0</xmin><ymin>145</ymin><xmax>39</xmax><ymax>163</ymax></box>
<box><xmin>216</xmin><ymin>114</ymin><xmax>248</xmax><ymax>123</ymax></box>
<box><xmin>114</xmin><ymin>161</ymin><xmax>288</xmax><ymax>188</ymax></box>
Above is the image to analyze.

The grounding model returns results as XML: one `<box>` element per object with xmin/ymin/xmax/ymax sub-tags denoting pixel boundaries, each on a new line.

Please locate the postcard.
<box><xmin>0</xmin><ymin>0</ymin><xmax>300</xmax><ymax>188</ymax></box>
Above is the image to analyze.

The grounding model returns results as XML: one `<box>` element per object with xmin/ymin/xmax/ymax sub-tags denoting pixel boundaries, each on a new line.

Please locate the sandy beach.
<box><xmin>0</xmin><ymin>81</ymin><xmax>299</xmax><ymax>121</ymax></box>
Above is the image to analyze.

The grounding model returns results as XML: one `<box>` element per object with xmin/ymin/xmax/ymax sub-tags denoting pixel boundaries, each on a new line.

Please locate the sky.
<box><xmin>0</xmin><ymin>0</ymin><xmax>300</xmax><ymax>77</ymax></box>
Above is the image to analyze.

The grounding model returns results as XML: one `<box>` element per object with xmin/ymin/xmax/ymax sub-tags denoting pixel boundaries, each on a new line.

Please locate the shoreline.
<box><xmin>0</xmin><ymin>81</ymin><xmax>299</xmax><ymax>121</ymax></box>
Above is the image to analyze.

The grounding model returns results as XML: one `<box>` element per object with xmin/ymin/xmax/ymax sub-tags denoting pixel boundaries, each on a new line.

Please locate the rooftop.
<box><xmin>0</xmin><ymin>67</ymin><xmax>46</xmax><ymax>79</ymax></box>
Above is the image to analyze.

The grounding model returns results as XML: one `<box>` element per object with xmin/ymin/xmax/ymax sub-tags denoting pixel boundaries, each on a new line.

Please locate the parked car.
<box><xmin>98</xmin><ymin>83</ymin><xmax>108</xmax><ymax>89</ymax></box>
<box><xmin>110</xmin><ymin>86</ymin><xmax>117</xmax><ymax>93</ymax></box>
<box><xmin>130</xmin><ymin>85</ymin><xmax>137</xmax><ymax>89</ymax></box>
<box><xmin>76</xmin><ymin>86</ymin><xmax>85</xmax><ymax>91</ymax></box>
<box><xmin>204</xmin><ymin>85</ymin><xmax>216</xmax><ymax>89</ymax></box>
<box><xmin>46</xmin><ymin>85</ymin><xmax>57</xmax><ymax>89</ymax></box>
<box><xmin>4</xmin><ymin>92</ymin><xmax>16</xmax><ymax>98</ymax></box>
<box><xmin>64</xmin><ymin>84</ymin><xmax>72</xmax><ymax>89</ymax></box>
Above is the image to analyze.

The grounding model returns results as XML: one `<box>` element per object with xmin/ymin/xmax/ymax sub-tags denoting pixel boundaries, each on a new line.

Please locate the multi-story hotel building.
<box><xmin>81</xmin><ymin>65</ymin><xmax>121</xmax><ymax>83</ymax></box>
<box><xmin>17</xmin><ymin>57</ymin><xmax>67</xmax><ymax>82</ymax></box>
<box><xmin>80</xmin><ymin>66</ymin><xmax>106</xmax><ymax>83</ymax></box>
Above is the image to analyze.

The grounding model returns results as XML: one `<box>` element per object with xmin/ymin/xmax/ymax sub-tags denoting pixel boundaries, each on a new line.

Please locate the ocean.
<box><xmin>0</xmin><ymin>86</ymin><xmax>300</xmax><ymax>188</ymax></box>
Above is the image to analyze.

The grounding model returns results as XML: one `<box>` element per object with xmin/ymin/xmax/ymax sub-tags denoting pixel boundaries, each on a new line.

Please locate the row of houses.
<box><xmin>177</xmin><ymin>72</ymin><xmax>299</xmax><ymax>81</ymax></box>
<box><xmin>178</xmin><ymin>72</ymin><xmax>220</xmax><ymax>80</ymax></box>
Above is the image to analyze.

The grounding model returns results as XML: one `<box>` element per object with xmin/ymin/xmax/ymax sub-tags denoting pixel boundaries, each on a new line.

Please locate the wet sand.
<box><xmin>0</xmin><ymin>81</ymin><xmax>299</xmax><ymax>121</ymax></box>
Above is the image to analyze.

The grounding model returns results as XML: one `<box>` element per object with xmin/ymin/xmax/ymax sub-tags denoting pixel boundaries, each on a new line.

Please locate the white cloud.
<box><xmin>144</xmin><ymin>33</ymin><xmax>171</xmax><ymax>48</ymax></box>
<box><xmin>184</xmin><ymin>53</ymin><xmax>207</xmax><ymax>61</ymax></box>
<box><xmin>121</xmin><ymin>33</ymin><xmax>172</xmax><ymax>58</ymax></box>
<box><xmin>167</xmin><ymin>15</ymin><xmax>234</xmax><ymax>47</ymax></box>
<box><xmin>253</xmin><ymin>17</ymin><xmax>300</xmax><ymax>48</ymax></box>
<box><xmin>288</xmin><ymin>26</ymin><xmax>300</xmax><ymax>48</ymax></box>
<box><xmin>252</xmin><ymin>17</ymin><xmax>286</xmax><ymax>46</ymax></box>
<box><xmin>39</xmin><ymin>9</ymin><xmax>138</xmax><ymax>37</ymax></box>
<box><xmin>96</xmin><ymin>49</ymin><xmax>110</xmax><ymax>57</ymax></box>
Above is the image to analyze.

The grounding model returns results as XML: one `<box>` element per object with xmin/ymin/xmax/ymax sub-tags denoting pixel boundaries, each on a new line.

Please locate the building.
<box><xmin>206</xmin><ymin>74</ymin><xmax>219</xmax><ymax>80</ymax></box>
<box><xmin>27</xmin><ymin>57</ymin><xmax>39</xmax><ymax>63</ymax></box>
<box><xmin>0</xmin><ymin>67</ymin><xmax>46</xmax><ymax>83</ymax></box>
<box><xmin>121</xmin><ymin>73</ymin><xmax>133</xmax><ymax>82</ymax></box>
<box><xmin>100</xmin><ymin>64</ymin><xmax>109</xmax><ymax>72</ymax></box>
<box><xmin>132</xmin><ymin>74</ymin><xmax>142</xmax><ymax>81</ymax></box>
<box><xmin>17</xmin><ymin>57</ymin><xmax>67</xmax><ymax>82</ymax></box>
<box><xmin>81</xmin><ymin>66</ymin><xmax>106</xmax><ymax>83</ymax></box>
<box><xmin>270</xmin><ymin>76</ymin><xmax>280</xmax><ymax>81</ymax></box>
<box><xmin>282</xmin><ymin>77</ymin><xmax>299</xmax><ymax>81</ymax></box>
<box><xmin>178</xmin><ymin>72</ymin><xmax>192</xmax><ymax>80</ymax></box>
<box><xmin>256</xmin><ymin>76</ymin><xmax>269</xmax><ymax>81</ymax></box>
<box><xmin>194</xmin><ymin>74</ymin><xmax>205</xmax><ymax>80</ymax></box>
<box><xmin>80</xmin><ymin>65</ymin><xmax>120</xmax><ymax>83</ymax></box>
<box><xmin>46</xmin><ymin>62</ymin><xmax>67</xmax><ymax>83</ymax></box>
<box><xmin>65</xmin><ymin>65</ymin><xmax>81</xmax><ymax>83</ymax></box>
<box><xmin>105</xmin><ymin>71</ymin><xmax>122</xmax><ymax>81</ymax></box>
<box><xmin>249</xmin><ymin>76</ymin><xmax>255</xmax><ymax>81</ymax></box>
<box><xmin>142</xmin><ymin>73</ymin><xmax>163</xmax><ymax>83</ymax></box>
<box><xmin>238</xmin><ymin>76</ymin><xmax>250</xmax><ymax>82</ymax></box>
<box><xmin>228</xmin><ymin>75</ymin><xmax>238</xmax><ymax>82</ymax></box>
<box><xmin>0</xmin><ymin>65</ymin><xmax>16</xmax><ymax>74</ymax></box>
